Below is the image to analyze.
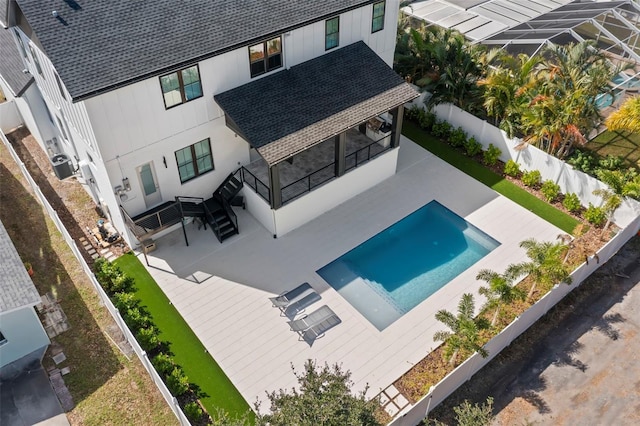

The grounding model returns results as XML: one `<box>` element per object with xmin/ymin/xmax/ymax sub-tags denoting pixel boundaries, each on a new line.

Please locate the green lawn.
<box><xmin>114</xmin><ymin>253</ymin><xmax>252</xmax><ymax>420</ymax></box>
<box><xmin>403</xmin><ymin>121</ymin><xmax>579</xmax><ymax>235</ymax></box>
<box><xmin>585</xmin><ymin>130</ymin><xmax>640</xmax><ymax>167</ymax></box>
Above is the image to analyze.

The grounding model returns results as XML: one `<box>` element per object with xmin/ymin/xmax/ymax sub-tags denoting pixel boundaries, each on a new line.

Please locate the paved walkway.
<box><xmin>141</xmin><ymin>137</ymin><xmax>563</xmax><ymax>409</ymax></box>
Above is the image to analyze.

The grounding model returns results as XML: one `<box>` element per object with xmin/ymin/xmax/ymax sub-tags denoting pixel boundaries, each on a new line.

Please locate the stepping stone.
<box><xmin>91</xmin><ymin>253</ymin><xmax>99</xmax><ymax>259</ymax></box>
<box><xmin>394</xmin><ymin>393</ymin><xmax>409</xmax><ymax>408</ymax></box>
<box><xmin>384</xmin><ymin>384</ymin><xmax>400</xmax><ymax>398</ymax></box>
<box><xmin>52</xmin><ymin>352</ymin><xmax>66</xmax><ymax>364</ymax></box>
<box><xmin>82</xmin><ymin>244</ymin><xmax>91</xmax><ymax>250</ymax></box>
<box><xmin>105</xmin><ymin>253</ymin><xmax>115</xmax><ymax>261</ymax></box>
<box><xmin>99</xmin><ymin>248</ymin><xmax>110</xmax><ymax>255</ymax></box>
<box><xmin>60</xmin><ymin>367</ymin><xmax>71</xmax><ymax>375</ymax></box>
<box><xmin>87</xmin><ymin>248</ymin><xmax>96</xmax><ymax>255</ymax></box>
<box><xmin>384</xmin><ymin>402</ymin><xmax>400</xmax><ymax>417</ymax></box>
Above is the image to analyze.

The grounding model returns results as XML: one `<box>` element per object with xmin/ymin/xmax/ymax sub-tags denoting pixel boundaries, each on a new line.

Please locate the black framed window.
<box><xmin>28</xmin><ymin>44</ymin><xmax>43</xmax><ymax>77</ymax></box>
<box><xmin>325</xmin><ymin>17</ymin><xmax>340</xmax><ymax>50</ymax></box>
<box><xmin>249</xmin><ymin>37</ymin><xmax>282</xmax><ymax>78</ymax></box>
<box><xmin>14</xmin><ymin>30</ymin><xmax>27</xmax><ymax>58</ymax></box>
<box><xmin>372</xmin><ymin>1</ymin><xmax>385</xmax><ymax>33</ymax></box>
<box><xmin>0</xmin><ymin>331</ymin><xmax>6</xmax><ymax>346</ymax></box>
<box><xmin>175</xmin><ymin>138</ymin><xmax>214</xmax><ymax>183</ymax></box>
<box><xmin>159</xmin><ymin>65</ymin><xmax>203</xmax><ymax>109</ymax></box>
<box><xmin>55</xmin><ymin>73</ymin><xmax>66</xmax><ymax>100</ymax></box>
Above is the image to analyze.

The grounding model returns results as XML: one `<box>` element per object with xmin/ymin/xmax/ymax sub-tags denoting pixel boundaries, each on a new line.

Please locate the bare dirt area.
<box><xmin>4</xmin><ymin>127</ymin><xmax>128</xmax><ymax>264</ymax></box>
<box><xmin>427</xmin><ymin>236</ymin><xmax>640</xmax><ymax>425</ymax></box>
<box><xmin>1</xmin><ymin>133</ymin><xmax>175</xmax><ymax>425</ymax></box>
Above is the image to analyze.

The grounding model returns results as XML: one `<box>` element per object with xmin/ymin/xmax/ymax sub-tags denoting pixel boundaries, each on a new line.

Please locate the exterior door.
<box><xmin>137</xmin><ymin>162</ymin><xmax>162</xmax><ymax>208</ymax></box>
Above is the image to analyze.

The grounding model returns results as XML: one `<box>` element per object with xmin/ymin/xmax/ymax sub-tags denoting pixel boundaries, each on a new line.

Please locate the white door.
<box><xmin>137</xmin><ymin>162</ymin><xmax>162</xmax><ymax>208</ymax></box>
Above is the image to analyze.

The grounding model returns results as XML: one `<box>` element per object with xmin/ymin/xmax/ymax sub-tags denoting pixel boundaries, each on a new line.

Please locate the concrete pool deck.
<box><xmin>139</xmin><ymin>136</ymin><xmax>564</xmax><ymax>410</ymax></box>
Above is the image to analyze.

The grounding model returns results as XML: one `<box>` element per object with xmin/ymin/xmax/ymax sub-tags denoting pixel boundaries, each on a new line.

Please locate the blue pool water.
<box><xmin>317</xmin><ymin>201</ymin><xmax>500</xmax><ymax>330</ymax></box>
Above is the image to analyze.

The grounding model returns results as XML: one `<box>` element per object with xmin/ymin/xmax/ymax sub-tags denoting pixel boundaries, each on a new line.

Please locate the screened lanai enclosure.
<box><xmin>404</xmin><ymin>0</ymin><xmax>640</xmax><ymax>111</ymax></box>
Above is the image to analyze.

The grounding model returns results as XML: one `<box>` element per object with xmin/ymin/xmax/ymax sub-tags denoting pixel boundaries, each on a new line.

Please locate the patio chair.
<box><xmin>287</xmin><ymin>305</ymin><xmax>341</xmax><ymax>341</ymax></box>
<box><xmin>269</xmin><ymin>282</ymin><xmax>314</xmax><ymax>309</ymax></box>
<box><xmin>282</xmin><ymin>291</ymin><xmax>322</xmax><ymax>317</ymax></box>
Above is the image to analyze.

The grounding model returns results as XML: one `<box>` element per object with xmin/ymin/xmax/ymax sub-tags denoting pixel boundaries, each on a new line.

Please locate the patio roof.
<box><xmin>214</xmin><ymin>42</ymin><xmax>419</xmax><ymax>166</ymax></box>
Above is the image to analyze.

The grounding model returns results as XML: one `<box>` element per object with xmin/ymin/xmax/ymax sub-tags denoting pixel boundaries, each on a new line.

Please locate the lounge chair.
<box><xmin>269</xmin><ymin>282</ymin><xmax>314</xmax><ymax>308</ymax></box>
<box><xmin>287</xmin><ymin>305</ymin><xmax>341</xmax><ymax>340</ymax></box>
<box><xmin>283</xmin><ymin>291</ymin><xmax>322</xmax><ymax>317</ymax></box>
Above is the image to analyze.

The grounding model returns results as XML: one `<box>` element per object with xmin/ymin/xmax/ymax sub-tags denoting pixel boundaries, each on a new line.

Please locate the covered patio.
<box><xmin>215</xmin><ymin>41</ymin><xmax>419</xmax><ymax>210</ymax></box>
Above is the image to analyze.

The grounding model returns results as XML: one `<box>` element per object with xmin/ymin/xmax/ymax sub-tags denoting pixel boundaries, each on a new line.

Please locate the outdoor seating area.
<box><xmin>287</xmin><ymin>305</ymin><xmax>342</xmax><ymax>344</ymax></box>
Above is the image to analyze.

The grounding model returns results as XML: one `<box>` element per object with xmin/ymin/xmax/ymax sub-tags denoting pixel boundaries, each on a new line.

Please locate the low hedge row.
<box><xmin>405</xmin><ymin>106</ymin><xmax>609</xmax><ymax>227</ymax></box>
<box><xmin>94</xmin><ymin>258</ymin><xmax>209</xmax><ymax>424</ymax></box>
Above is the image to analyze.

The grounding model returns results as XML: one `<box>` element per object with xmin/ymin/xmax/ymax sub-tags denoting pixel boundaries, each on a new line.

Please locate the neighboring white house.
<box><xmin>1</xmin><ymin>0</ymin><xmax>417</xmax><ymax>246</ymax></box>
<box><xmin>0</xmin><ymin>219</ymin><xmax>50</xmax><ymax>380</ymax></box>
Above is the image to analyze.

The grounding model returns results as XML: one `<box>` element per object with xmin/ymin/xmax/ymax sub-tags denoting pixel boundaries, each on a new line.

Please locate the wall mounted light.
<box><xmin>122</xmin><ymin>177</ymin><xmax>131</xmax><ymax>191</ymax></box>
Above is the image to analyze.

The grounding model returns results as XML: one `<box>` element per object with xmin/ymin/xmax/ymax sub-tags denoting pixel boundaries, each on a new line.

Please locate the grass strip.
<box><xmin>403</xmin><ymin>121</ymin><xmax>579</xmax><ymax>235</ymax></box>
<box><xmin>114</xmin><ymin>253</ymin><xmax>252</xmax><ymax>419</ymax></box>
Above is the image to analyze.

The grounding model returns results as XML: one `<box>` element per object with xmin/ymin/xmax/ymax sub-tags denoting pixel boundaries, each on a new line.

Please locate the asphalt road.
<box><xmin>429</xmin><ymin>236</ymin><xmax>640</xmax><ymax>426</ymax></box>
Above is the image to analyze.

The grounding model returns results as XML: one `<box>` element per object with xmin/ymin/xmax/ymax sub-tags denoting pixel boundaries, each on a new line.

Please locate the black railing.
<box><xmin>241</xmin><ymin>167</ymin><xmax>271</xmax><ymax>203</ymax></box>
<box><xmin>121</xmin><ymin>202</ymin><xmax>181</xmax><ymax>239</ymax></box>
<box><xmin>345</xmin><ymin>134</ymin><xmax>391</xmax><ymax>172</ymax></box>
<box><xmin>221</xmin><ymin>196</ymin><xmax>238</xmax><ymax>233</ymax></box>
<box><xmin>281</xmin><ymin>162</ymin><xmax>336</xmax><ymax>204</ymax></box>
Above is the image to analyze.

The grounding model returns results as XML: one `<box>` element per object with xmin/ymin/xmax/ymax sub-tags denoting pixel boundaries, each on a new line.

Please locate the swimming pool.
<box><xmin>317</xmin><ymin>201</ymin><xmax>500</xmax><ymax>330</ymax></box>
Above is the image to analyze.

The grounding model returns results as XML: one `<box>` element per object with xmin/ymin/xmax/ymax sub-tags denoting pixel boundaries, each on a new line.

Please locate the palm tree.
<box><xmin>479</xmin><ymin>52</ymin><xmax>542</xmax><ymax>137</ymax></box>
<box><xmin>594</xmin><ymin>169</ymin><xmax>640</xmax><ymax>233</ymax></box>
<box><xmin>434</xmin><ymin>293</ymin><xmax>489</xmax><ymax>366</ymax></box>
<box><xmin>476</xmin><ymin>268</ymin><xmax>526</xmax><ymax>326</ymax></box>
<box><xmin>510</xmin><ymin>239</ymin><xmax>572</xmax><ymax>300</ymax></box>
<box><xmin>605</xmin><ymin>96</ymin><xmax>640</xmax><ymax>133</ymax></box>
<box><xmin>521</xmin><ymin>41</ymin><xmax>616</xmax><ymax>159</ymax></box>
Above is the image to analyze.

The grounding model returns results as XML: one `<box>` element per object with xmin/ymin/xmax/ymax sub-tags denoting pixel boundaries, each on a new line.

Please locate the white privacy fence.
<box><xmin>389</xmin><ymin>213</ymin><xmax>640</xmax><ymax>426</ymax></box>
<box><xmin>387</xmin><ymin>101</ymin><xmax>640</xmax><ymax>425</ymax></box>
<box><xmin>430</xmin><ymin>103</ymin><xmax>640</xmax><ymax>228</ymax></box>
<box><xmin>0</xmin><ymin>99</ymin><xmax>22</xmax><ymax>133</ymax></box>
<box><xmin>1</xmin><ymin>131</ymin><xmax>191</xmax><ymax>426</ymax></box>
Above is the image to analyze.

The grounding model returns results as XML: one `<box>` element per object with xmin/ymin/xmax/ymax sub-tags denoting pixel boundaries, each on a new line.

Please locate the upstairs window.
<box><xmin>325</xmin><ymin>17</ymin><xmax>340</xmax><ymax>50</ymax></box>
<box><xmin>28</xmin><ymin>44</ymin><xmax>43</xmax><ymax>77</ymax></box>
<box><xmin>175</xmin><ymin>138</ymin><xmax>214</xmax><ymax>183</ymax></box>
<box><xmin>14</xmin><ymin>30</ymin><xmax>27</xmax><ymax>58</ymax></box>
<box><xmin>159</xmin><ymin>65</ymin><xmax>203</xmax><ymax>109</ymax></box>
<box><xmin>249</xmin><ymin>37</ymin><xmax>282</xmax><ymax>78</ymax></box>
<box><xmin>372</xmin><ymin>1</ymin><xmax>385</xmax><ymax>33</ymax></box>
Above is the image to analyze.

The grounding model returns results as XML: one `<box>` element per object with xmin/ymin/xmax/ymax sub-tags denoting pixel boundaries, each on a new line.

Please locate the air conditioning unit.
<box><xmin>50</xmin><ymin>153</ymin><xmax>74</xmax><ymax>180</ymax></box>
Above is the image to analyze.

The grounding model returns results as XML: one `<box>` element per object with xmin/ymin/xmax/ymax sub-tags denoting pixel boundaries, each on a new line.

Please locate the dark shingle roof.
<box><xmin>0</xmin><ymin>219</ymin><xmax>41</xmax><ymax>313</ymax></box>
<box><xmin>0</xmin><ymin>28</ymin><xmax>33</xmax><ymax>96</ymax></box>
<box><xmin>16</xmin><ymin>0</ymin><xmax>375</xmax><ymax>101</ymax></box>
<box><xmin>215</xmin><ymin>42</ymin><xmax>419</xmax><ymax>166</ymax></box>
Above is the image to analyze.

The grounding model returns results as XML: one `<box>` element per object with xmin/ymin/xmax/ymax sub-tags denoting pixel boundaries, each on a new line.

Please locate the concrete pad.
<box><xmin>0</xmin><ymin>367</ymin><xmax>69</xmax><ymax>426</ymax></box>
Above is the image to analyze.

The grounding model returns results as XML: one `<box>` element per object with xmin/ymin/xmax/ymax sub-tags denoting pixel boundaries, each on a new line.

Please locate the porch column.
<box><xmin>390</xmin><ymin>105</ymin><xmax>404</xmax><ymax>149</ymax></box>
<box><xmin>269</xmin><ymin>163</ymin><xmax>282</xmax><ymax>209</ymax></box>
<box><xmin>334</xmin><ymin>132</ymin><xmax>346</xmax><ymax>177</ymax></box>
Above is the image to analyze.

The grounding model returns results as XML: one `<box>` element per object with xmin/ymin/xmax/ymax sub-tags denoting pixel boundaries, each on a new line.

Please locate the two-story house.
<box><xmin>2</xmin><ymin>0</ymin><xmax>417</xmax><ymax>247</ymax></box>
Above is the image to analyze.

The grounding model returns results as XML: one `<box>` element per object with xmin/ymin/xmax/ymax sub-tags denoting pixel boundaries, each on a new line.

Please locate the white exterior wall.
<box><xmin>77</xmin><ymin>1</ymin><xmax>400</xmax><ymax>244</ymax></box>
<box><xmin>0</xmin><ymin>307</ymin><xmax>50</xmax><ymax>370</ymax></box>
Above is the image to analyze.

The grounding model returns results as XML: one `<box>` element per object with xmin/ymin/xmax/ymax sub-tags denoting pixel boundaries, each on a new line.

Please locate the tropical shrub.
<box><xmin>121</xmin><ymin>306</ymin><xmax>153</xmax><ymax>330</ymax></box>
<box><xmin>452</xmin><ymin>397</ymin><xmax>495</xmax><ymax>426</ymax></box>
<box><xmin>541</xmin><ymin>180</ymin><xmax>561</xmax><ymax>202</ymax></box>
<box><xmin>464</xmin><ymin>137</ymin><xmax>483</xmax><ymax>157</ymax></box>
<box><xmin>136</xmin><ymin>326</ymin><xmax>161</xmax><ymax>352</ymax></box>
<box><xmin>94</xmin><ymin>259</ymin><xmax>135</xmax><ymax>295</ymax></box>
<box><xmin>449</xmin><ymin>127</ymin><xmax>467</xmax><ymax>147</ymax></box>
<box><xmin>166</xmin><ymin>367</ymin><xmax>190</xmax><ymax>396</ymax></box>
<box><xmin>432</xmin><ymin>120</ymin><xmax>453</xmax><ymax>139</ymax></box>
<box><xmin>598</xmin><ymin>154</ymin><xmax>625</xmax><ymax>171</ymax></box>
<box><xmin>567</xmin><ymin>149</ymin><xmax>596</xmax><ymax>174</ymax></box>
<box><xmin>503</xmin><ymin>159</ymin><xmax>521</xmax><ymax>177</ymax></box>
<box><xmin>584</xmin><ymin>203</ymin><xmax>606</xmax><ymax>227</ymax></box>
<box><xmin>482</xmin><ymin>144</ymin><xmax>502</xmax><ymax>166</ymax></box>
<box><xmin>521</xmin><ymin>170</ymin><xmax>541</xmax><ymax>187</ymax></box>
<box><xmin>404</xmin><ymin>105</ymin><xmax>422</xmax><ymax>122</ymax></box>
<box><xmin>562</xmin><ymin>193</ymin><xmax>582</xmax><ymax>212</ymax></box>
<box><xmin>184</xmin><ymin>402</ymin><xmax>204</xmax><ymax>423</ymax></box>
<box><xmin>419</xmin><ymin>110</ymin><xmax>437</xmax><ymax>131</ymax></box>
<box><xmin>152</xmin><ymin>353</ymin><xmax>175</xmax><ymax>376</ymax></box>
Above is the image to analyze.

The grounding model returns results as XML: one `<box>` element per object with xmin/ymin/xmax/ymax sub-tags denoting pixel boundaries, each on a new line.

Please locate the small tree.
<box><xmin>257</xmin><ymin>360</ymin><xmax>381</xmax><ymax>426</ymax></box>
<box><xmin>476</xmin><ymin>269</ymin><xmax>526</xmax><ymax>326</ymax></box>
<box><xmin>511</xmin><ymin>239</ymin><xmax>572</xmax><ymax>300</ymax></box>
<box><xmin>453</xmin><ymin>397</ymin><xmax>494</xmax><ymax>426</ymax></box>
<box><xmin>434</xmin><ymin>294</ymin><xmax>489</xmax><ymax>366</ymax></box>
